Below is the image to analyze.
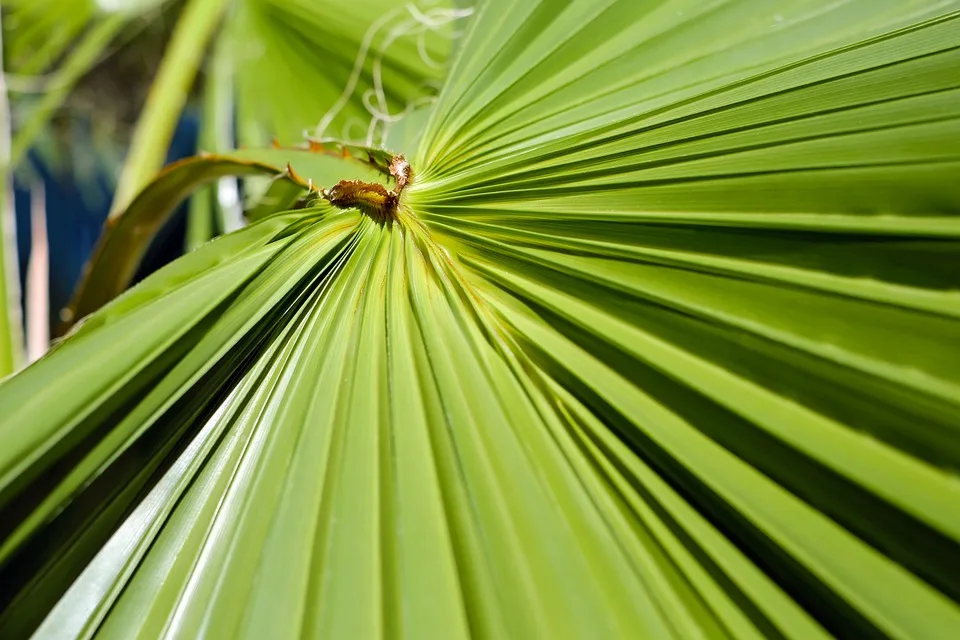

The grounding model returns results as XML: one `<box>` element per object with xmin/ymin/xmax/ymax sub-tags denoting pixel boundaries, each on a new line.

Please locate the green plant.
<box><xmin>2</xmin><ymin>0</ymin><xmax>960</xmax><ymax>638</ymax></box>
<box><xmin>0</xmin><ymin>0</ymin><xmax>459</xmax><ymax>369</ymax></box>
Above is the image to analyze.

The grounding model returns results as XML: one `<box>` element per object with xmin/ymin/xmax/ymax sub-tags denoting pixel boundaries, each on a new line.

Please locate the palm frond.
<box><xmin>1</xmin><ymin>0</ymin><xmax>959</xmax><ymax>638</ymax></box>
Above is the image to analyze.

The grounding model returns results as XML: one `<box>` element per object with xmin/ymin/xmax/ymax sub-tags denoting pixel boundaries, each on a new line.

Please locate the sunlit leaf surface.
<box><xmin>1</xmin><ymin>1</ymin><xmax>960</xmax><ymax>638</ymax></box>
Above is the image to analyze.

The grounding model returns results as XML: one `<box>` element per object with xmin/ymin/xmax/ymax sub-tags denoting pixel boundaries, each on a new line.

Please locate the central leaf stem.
<box><xmin>322</xmin><ymin>154</ymin><xmax>411</xmax><ymax>223</ymax></box>
<box><xmin>324</xmin><ymin>181</ymin><xmax>398</xmax><ymax>222</ymax></box>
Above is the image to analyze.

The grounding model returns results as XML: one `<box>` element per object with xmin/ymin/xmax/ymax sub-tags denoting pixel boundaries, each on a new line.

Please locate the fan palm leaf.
<box><xmin>1</xmin><ymin>0</ymin><xmax>959</xmax><ymax>638</ymax></box>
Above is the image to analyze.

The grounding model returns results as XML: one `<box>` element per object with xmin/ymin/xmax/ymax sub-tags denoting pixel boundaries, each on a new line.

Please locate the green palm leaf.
<box><xmin>2</xmin><ymin>0</ymin><xmax>960</xmax><ymax>638</ymax></box>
